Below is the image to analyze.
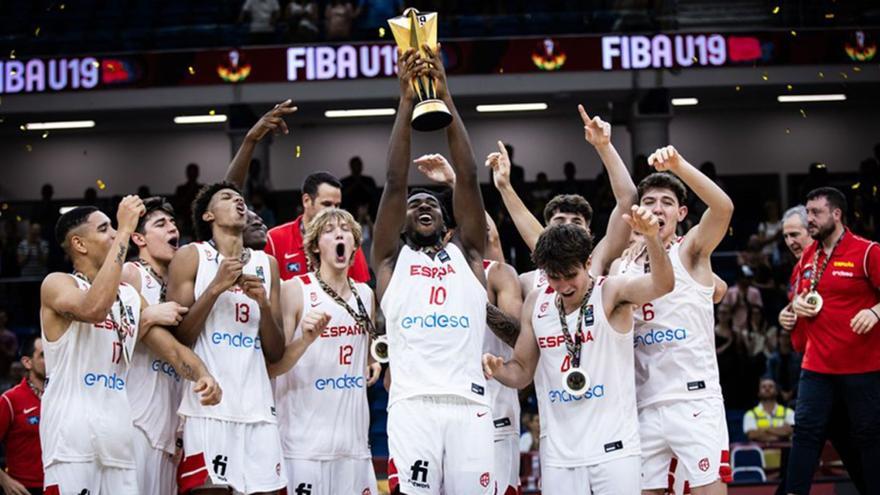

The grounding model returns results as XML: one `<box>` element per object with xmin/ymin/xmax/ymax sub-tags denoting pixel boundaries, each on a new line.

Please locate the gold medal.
<box><xmin>805</xmin><ymin>291</ymin><xmax>824</xmax><ymax>313</ymax></box>
<box><xmin>562</xmin><ymin>367</ymin><xmax>591</xmax><ymax>396</ymax></box>
<box><xmin>370</xmin><ymin>335</ymin><xmax>390</xmax><ymax>364</ymax></box>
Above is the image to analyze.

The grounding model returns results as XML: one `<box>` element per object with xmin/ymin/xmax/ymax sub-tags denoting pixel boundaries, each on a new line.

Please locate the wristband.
<box><xmin>870</xmin><ymin>308</ymin><xmax>880</xmax><ymax>322</ymax></box>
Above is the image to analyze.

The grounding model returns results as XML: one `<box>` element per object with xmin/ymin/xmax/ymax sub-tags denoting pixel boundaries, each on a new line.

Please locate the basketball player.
<box><xmin>244</xmin><ymin>209</ymin><xmax>269</xmax><ymax>250</ymax></box>
<box><xmin>483</xmin><ymin>205</ymin><xmax>674</xmax><ymax>494</ymax></box>
<box><xmin>121</xmin><ymin>196</ymin><xmax>188</xmax><ymax>495</ymax></box>
<box><xmin>617</xmin><ymin>146</ymin><xmax>734</xmax><ymax>495</ymax></box>
<box><xmin>411</xmin><ymin>152</ymin><xmax>524</xmax><ymax>494</ymax></box>
<box><xmin>40</xmin><ymin>200</ymin><xmax>221</xmax><ymax>494</ymax></box>
<box><xmin>371</xmin><ymin>45</ymin><xmax>493</xmax><ymax>494</ymax></box>
<box><xmin>269</xmin><ymin>207</ymin><xmax>380</xmax><ymax>495</ymax></box>
<box><xmin>167</xmin><ymin>183</ymin><xmax>287</xmax><ymax>494</ymax></box>
<box><xmin>486</xmin><ymin>107</ymin><xmax>637</xmax><ymax>289</ymax></box>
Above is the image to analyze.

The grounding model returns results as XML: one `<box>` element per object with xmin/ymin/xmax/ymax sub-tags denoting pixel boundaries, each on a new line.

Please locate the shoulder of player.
<box><xmin>121</xmin><ymin>262</ymin><xmax>142</xmax><ymax>288</ymax></box>
<box><xmin>40</xmin><ymin>272</ymin><xmax>77</xmax><ymax>297</ymax></box>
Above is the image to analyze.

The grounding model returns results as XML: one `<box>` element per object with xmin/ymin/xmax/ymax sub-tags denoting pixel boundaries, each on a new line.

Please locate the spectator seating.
<box><xmin>732</xmin><ymin>466</ymin><xmax>767</xmax><ymax>483</ymax></box>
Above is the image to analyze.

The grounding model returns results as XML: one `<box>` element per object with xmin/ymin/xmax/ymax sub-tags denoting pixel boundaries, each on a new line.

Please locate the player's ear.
<box><xmin>131</xmin><ymin>231</ymin><xmax>147</xmax><ymax>248</ymax></box>
<box><xmin>70</xmin><ymin>234</ymin><xmax>88</xmax><ymax>256</ymax></box>
<box><xmin>677</xmin><ymin>205</ymin><xmax>688</xmax><ymax>222</ymax></box>
<box><xmin>202</xmin><ymin>211</ymin><xmax>215</xmax><ymax>223</ymax></box>
<box><xmin>302</xmin><ymin>193</ymin><xmax>312</xmax><ymax>209</ymax></box>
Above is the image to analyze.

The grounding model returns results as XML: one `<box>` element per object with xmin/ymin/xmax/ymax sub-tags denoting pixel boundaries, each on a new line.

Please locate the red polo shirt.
<box><xmin>265</xmin><ymin>215</ymin><xmax>371</xmax><ymax>282</ymax></box>
<box><xmin>0</xmin><ymin>378</ymin><xmax>43</xmax><ymax>488</ymax></box>
<box><xmin>790</xmin><ymin>229</ymin><xmax>880</xmax><ymax>374</ymax></box>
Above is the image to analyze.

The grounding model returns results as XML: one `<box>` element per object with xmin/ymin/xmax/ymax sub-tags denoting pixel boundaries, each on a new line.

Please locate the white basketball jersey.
<box><xmin>275</xmin><ymin>273</ymin><xmax>373</xmax><ymax>460</ymax></box>
<box><xmin>482</xmin><ymin>260</ymin><xmax>520</xmax><ymax>439</ymax></box>
<box><xmin>125</xmin><ymin>262</ymin><xmax>181</xmax><ymax>454</ymax></box>
<box><xmin>532</xmin><ymin>278</ymin><xmax>640</xmax><ymax>467</ymax></box>
<box><xmin>40</xmin><ymin>276</ymin><xmax>142</xmax><ymax>468</ymax></box>
<box><xmin>524</xmin><ymin>269</ymin><xmax>549</xmax><ymax>293</ymax></box>
<box><xmin>381</xmin><ymin>243</ymin><xmax>488</xmax><ymax>406</ymax></box>
<box><xmin>178</xmin><ymin>243</ymin><xmax>277</xmax><ymax>423</ymax></box>
<box><xmin>620</xmin><ymin>239</ymin><xmax>722</xmax><ymax>408</ymax></box>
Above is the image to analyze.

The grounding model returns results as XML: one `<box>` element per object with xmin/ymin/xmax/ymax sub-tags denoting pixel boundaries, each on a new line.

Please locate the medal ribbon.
<box><xmin>808</xmin><ymin>230</ymin><xmax>845</xmax><ymax>293</ymax></box>
<box><xmin>315</xmin><ymin>274</ymin><xmax>376</xmax><ymax>340</ymax></box>
<box><xmin>137</xmin><ymin>259</ymin><xmax>167</xmax><ymax>302</ymax></box>
<box><xmin>553</xmin><ymin>277</ymin><xmax>594</xmax><ymax>369</ymax></box>
<box><xmin>72</xmin><ymin>271</ymin><xmax>132</xmax><ymax>364</ymax></box>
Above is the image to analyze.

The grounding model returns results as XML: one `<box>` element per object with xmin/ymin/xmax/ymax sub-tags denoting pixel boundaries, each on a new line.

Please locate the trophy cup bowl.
<box><xmin>388</xmin><ymin>8</ymin><xmax>453</xmax><ymax>132</ymax></box>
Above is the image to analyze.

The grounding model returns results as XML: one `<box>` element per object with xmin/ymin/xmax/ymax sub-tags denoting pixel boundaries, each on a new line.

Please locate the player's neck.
<box><xmin>562</xmin><ymin>277</ymin><xmax>594</xmax><ymax>314</ymax></box>
<box><xmin>318</xmin><ymin>264</ymin><xmax>350</xmax><ymax>297</ymax></box>
<box><xmin>820</xmin><ymin>224</ymin><xmax>845</xmax><ymax>251</ymax></box>
<box><xmin>72</xmin><ymin>257</ymin><xmax>100</xmax><ymax>282</ymax></box>
<box><xmin>28</xmin><ymin>372</ymin><xmax>45</xmax><ymax>393</ymax></box>
<box><xmin>211</xmin><ymin>228</ymin><xmax>244</xmax><ymax>259</ymax></box>
<box><xmin>138</xmin><ymin>251</ymin><xmax>168</xmax><ymax>278</ymax></box>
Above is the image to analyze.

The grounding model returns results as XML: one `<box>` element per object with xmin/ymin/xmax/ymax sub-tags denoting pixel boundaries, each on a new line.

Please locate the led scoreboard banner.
<box><xmin>0</xmin><ymin>29</ymin><xmax>875</xmax><ymax>95</ymax></box>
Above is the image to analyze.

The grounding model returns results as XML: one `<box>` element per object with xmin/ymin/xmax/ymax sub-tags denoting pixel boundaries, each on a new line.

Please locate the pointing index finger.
<box><xmin>577</xmin><ymin>104</ymin><xmax>589</xmax><ymax>124</ymax></box>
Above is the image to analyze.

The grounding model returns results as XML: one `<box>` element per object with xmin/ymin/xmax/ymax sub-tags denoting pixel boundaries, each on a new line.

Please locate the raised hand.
<box><xmin>623</xmin><ymin>205</ymin><xmax>660</xmax><ymax>238</ymax></box>
<box><xmin>485</xmin><ymin>140</ymin><xmax>512</xmax><ymax>190</ymax></box>
<box><xmin>143</xmin><ymin>301</ymin><xmax>189</xmax><ymax>327</ymax></box>
<box><xmin>246</xmin><ymin>99</ymin><xmax>298</xmax><ymax>141</ymax></box>
<box><xmin>422</xmin><ymin>43</ymin><xmax>448</xmax><ymax>99</ymax></box>
<box><xmin>397</xmin><ymin>48</ymin><xmax>425</xmax><ymax>100</ymax></box>
<box><xmin>482</xmin><ymin>353</ymin><xmax>504</xmax><ymax>379</ymax></box>
<box><xmin>414</xmin><ymin>153</ymin><xmax>456</xmax><ymax>186</ymax></box>
<box><xmin>211</xmin><ymin>258</ymin><xmax>244</xmax><ymax>293</ymax></box>
<box><xmin>647</xmin><ymin>145</ymin><xmax>685</xmax><ymax>172</ymax></box>
<box><xmin>239</xmin><ymin>274</ymin><xmax>268</xmax><ymax>306</ymax></box>
<box><xmin>301</xmin><ymin>311</ymin><xmax>331</xmax><ymax>344</ymax></box>
<box><xmin>578</xmin><ymin>105</ymin><xmax>611</xmax><ymax>148</ymax></box>
<box><xmin>193</xmin><ymin>375</ymin><xmax>223</xmax><ymax>406</ymax></box>
<box><xmin>117</xmin><ymin>195</ymin><xmax>146</xmax><ymax>234</ymax></box>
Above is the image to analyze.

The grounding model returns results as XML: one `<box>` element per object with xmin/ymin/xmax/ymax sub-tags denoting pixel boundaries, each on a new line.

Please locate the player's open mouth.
<box><xmin>418</xmin><ymin>213</ymin><xmax>433</xmax><ymax>226</ymax></box>
<box><xmin>335</xmin><ymin>242</ymin><xmax>346</xmax><ymax>263</ymax></box>
<box><xmin>168</xmin><ymin>237</ymin><xmax>179</xmax><ymax>249</ymax></box>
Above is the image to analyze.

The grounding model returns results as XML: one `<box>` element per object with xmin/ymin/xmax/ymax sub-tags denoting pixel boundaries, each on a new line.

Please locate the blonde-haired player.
<box><xmin>270</xmin><ymin>207</ymin><xmax>381</xmax><ymax>495</ymax></box>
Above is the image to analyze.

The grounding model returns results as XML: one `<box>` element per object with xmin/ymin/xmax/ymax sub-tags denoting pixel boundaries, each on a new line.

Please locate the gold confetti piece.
<box><xmin>800</xmin><ymin>109</ymin><xmax>807</xmax><ymax>118</ymax></box>
<box><xmin>790</xmin><ymin>30</ymin><xmax>797</xmax><ymax>37</ymax></box>
<box><xmin>853</xmin><ymin>66</ymin><xmax>862</xmax><ymax>72</ymax></box>
<box><xmin>295</xmin><ymin>145</ymin><xmax>301</xmax><ymax>158</ymax></box>
<box><xmin>818</xmin><ymin>71</ymin><xmax>825</xmax><ymax>78</ymax></box>
<box><xmin>188</xmin><ymin>66</ymin><xmax>195</xmax><ymax>75</ymax></box>
<box><xmin>34</xmin><ymin>26</ymin><xmax>41</xmax><ymax>36</ymax></box>
<box><xmin>772</xmin><ymin>6</ymin><xmax>780</xmax><ymax>14</ymax></box>
<box><xmin>785</xmin><ymin>128</ymin><xmax>791</xmax><ymax>134</ymax></box>
<box><xmin>825</xmin><ymin>13</ymin><xmax>834</xmax><ymax>19</ymax></box>
<box><xmin>59</xmin><ymin>3</ymin><xmax>65</xmax><ymax>9</ymax></box>
<box><xmin>9</xmin><ymin>49</ymin><xmax>15</xmax><ymax>59</ymax></box>
<box><xmin>692</xmin><ymin>56</ymin><xmax>698</xmax><ymax>63</ymax></box>
<box><xmin>19</xmin><ymin>124</ymin><xmax>25</xmax><ymax>131</ymax></box>
<box><xmin>25</xmin><ymin>144</ymin><xmax>32</xmax><ymax>152</ymax></box>
<box><xmin>41</xmin><ymin>131</ymin><xmax>49</xmax><ymax>139</ymax></box>
<box><xmin>208</xmin><ymin>109</ymin><xmax>216</xmax><ymax>115</ymax></box>
<box><xmin>378</xmin><ymin>27</ymin><xmax>385</xmax><ymax>38</ymax></box>
<box><xmin>787</xmin><ymin>84</ymin><xmax>793</xmax><ymax>90</ymax></box>
<box><xmin>840</xmin><ymin>72</ymin><xmax>848</xmax><ymax>79</ymax></box>
<box><xmin>853</xmin><ymin>182</ymin><xmax>861</xmax><ymax>190</ymax></box>
<box><xmin>92</xmin><ymin>60</ymin><xmax>99</xmax><ymax>68</ymax></box>
<box><xmin>16</xmin><ymin>216</ymin><xmax>21</xmax><ymax>222</ymax></box>
<box><xmin>761</xmin><ymin>72</ymin><xmax>768</xmax><ymax>81</ymax></box>
<box><xmin>96</xmin><ymin>179</ymin><xmax>106</xmax><ymax>190</ymax></box>
<box><xmin>499</xmin><ymin>67</ymin><xmax>504</xmax><ymax>74</ymax></box>
<box><xmin>735</xmin><ymin>85</ymin><xmax>741</xmax><ymax>91</ymax></box>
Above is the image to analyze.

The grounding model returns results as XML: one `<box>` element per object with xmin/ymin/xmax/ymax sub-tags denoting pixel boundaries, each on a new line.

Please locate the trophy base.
<box><xmin>412</xmin><ymin>99</ymin><xmax>453</xmax><ymax>132</ymax></box>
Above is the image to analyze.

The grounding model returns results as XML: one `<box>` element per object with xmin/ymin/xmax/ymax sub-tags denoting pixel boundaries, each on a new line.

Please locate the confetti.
<box><xmin>800</xmin><ymin>108</ymin><xmax>807</xmax><ymax>118</ymax></box>
<box><xmin>9</xmin><ymin>49</ymin><xmax>15</xmax><ymax>59</ymax></box>
<box><xmin>25</xmin><ymin>144</ymin><xmax>32</xmax><ymax>152</ymax></box>
<box><xmin>787</xmin><ymin>84</ymin><xmax>793</xmax><ymax>91</ymax></box>
<box><xmin>2</xmin><ymin>203</ymin><xmax>8</xmax><ymax>210</ymax></box>
<box><xmin>42</xmin><ymin>131</ymin><xmax>49</xmax><ymax>139</ymax></box>
<box><xmin>16</xmin><ymin>216</ymin><xmax>21</xmax><ymax>222</ymax></box>
<box><xmin>378</xmin><ymin>27</ymin><xmax>385</xmax><ymax>38</ymax></box>
<box><xmin>0</xmin><ymin>117</ymin><xmax>4</xmax><ymax>124</ymax></box>
<box><xmin>499</xmin><ymin>67</ymin><xmax>504</xmax><ymax>74</ymax></box>
<box><xmin>825</xmin><ymin>13</ymin><xmax>834</xmax><ymax>19</ymax></box>
<box><xmin>295</xmin><ymin>145</ymin><xmax>301</xmax><ymax>158</ymax></box>
<box><xmin>96</xmin><ymin>179</ymin><xmax>106</xmax><ymax>190</ymax></box>
<box><xmin>735</xmin><ymin>85</ymin><xmax>741</xmax><ymax>91</ymax></box>
<box><xmin>188</xmin><ymin>66</ymin><xmax>195</xmax><ymax>75</ymax></box>
<box><xmin>840</xmin><ymin>72</ymin><xmax>848</xmax><ymax>79</ymax></box>
<box><xmin>692</xmin><ymin>56</ymin><xmax>698</xmax><ymax>63</ymax></box>
<box><xmin>19</xmin><ymin>124</ymin><xmax>25</xmax><ymax>131</ymax></box>
<box><xmin>790</xmin><ymin>30</ymin><xmax>797</xmax><ymax>37</ymax></box>
<box><xmin>208</xmin><ymin>109</ymin><xmax>216</xmax><ymax>115</ymax></box>
<box><xmin>92</xmin><ymin>60</ymin><xmax>99</xmax><ymax>68</ymax></box>
<box><xmin>34</xmin><ymin>26</ymin><xmax>41</xmax><ymax>36</ymax></box>
<box><xmin>785</xmin><ymin>128</ymin><xmax>791</xmax><ymax>134</ymax></box>
<box><xmin>818</xmin><ymin>71</ymin><xmax>825</xmax><ymax>78</ymax></box>
<box><xmin>772</xmin><ymin>6</ymin><xmax>780</xmax><ymax>14</ymax></box>
<box><xmin>853</xmin><ymin>66</ymin><xmax>862</xmax><ymax>72</ymax></box>
<box><xmin>761</xmin><ymin>72</ymin><xmax>768</xmax><ymax>81</ymax></box>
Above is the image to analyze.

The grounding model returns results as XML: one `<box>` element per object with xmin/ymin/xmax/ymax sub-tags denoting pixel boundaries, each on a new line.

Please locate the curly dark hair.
<box><xmin>191</xmin><ymin>182</ymin><xmax>242</xmax><ymax>241</ymax></box>
<box><xmin>532</xmin><ymin>224</ymin><xmax>594</xmax><ymax>278</ymax></box>
<box><xmin>637</xmin><ymin>172</ymin><xmax>688</xmax><ymax>205</ymax></box>
<box><xmin>543</xmin><ymin>194</ymin><xmax>593</xmax><ymax>225</ymax></box>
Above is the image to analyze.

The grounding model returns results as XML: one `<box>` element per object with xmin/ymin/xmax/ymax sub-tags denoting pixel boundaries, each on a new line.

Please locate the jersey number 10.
<box><xmin>428</xmin><ymin>286</ymin><xmax>447</xmax><ymax>306</ymax></box>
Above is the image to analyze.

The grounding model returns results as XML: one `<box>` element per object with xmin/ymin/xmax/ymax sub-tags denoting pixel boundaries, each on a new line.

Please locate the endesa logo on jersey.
<box><xmin>400</xmin><ymin>312</ymin><xmax>470</xmax><ymax>330</ymax></box>
<box><xmin>83</xmin><ymin>372</ymin><xmax>126</xmax><ymax>391</ymax></box>
<box><xmin>634</xmin><ymin>327</ymin><xmax>687</xmax><ymax>347</ymax></box>
<box><xmin>211</xmin><ymin>331</ymin><xmax>262</xmax><ymax>350</ymax></box>
<box><xmin>548</xmin><ymin>384</ymin><xmax>605</xmax><ymax>403</ymax></box>
<box><xmin>321</xmin><ymin>324</ymin><xmax>366</xmax><ymax>338</ymax></box>
<box><xmin>314</xmin><ymin>373</ymin><xmax>365</xmax><ymax>391</ymax></box>
<box><xmin>151</xmin><ymin>359</ymin><xmax>181</xmax><ymax>382</ymax></box>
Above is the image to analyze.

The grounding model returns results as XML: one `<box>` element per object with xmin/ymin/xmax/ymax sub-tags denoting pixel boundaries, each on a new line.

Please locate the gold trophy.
<box><xmin>388</xmin><ymin>8</ymin><xmax>453</xmax><ymax>132</ymax></box>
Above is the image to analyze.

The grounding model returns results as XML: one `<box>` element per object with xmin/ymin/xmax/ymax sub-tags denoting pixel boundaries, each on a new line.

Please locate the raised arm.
<box><xmin>140</xmin><ymin>324</ymin><xmax>222</xmax><ymax>405</ymax></box>
<box><xmin>225</xmin><ymin>100</ymin><xmax>297</xmax><ymax>189</ymax></box>
<box><xmin>424</xmin><ymin>45</ymin><xmax>486</xmax><ymax>260</ymax></box>
<box><xmin>486</xmin><ymin>262</ymin><xmax>523</xmax><ymax>347</ymax></box>
<box><xmin>605</xmin><ymin>206</ymin><xmax>675</xmax><ymax>312</ymax></box>
<box><xmin>41</xmin><ymin>196</ymin><xmax>144</xmax><ymax>330</ymax></box>
<box><xmin>167</xmin><ymin>245</ymin><xmax>243</xmax><ymax>346</ymax></box>
<box><xmin>371</xmin><ymin>48</ymin><xmax>423</xmax><ymax>267</ymax></box>
<box><xmin>649</xmin><ymin>146</ymin><xmax>734</xmax><ymax>258</ymax></box>
<box><xmin>486</xmin><ymin>141</ymin><xmax>544</xmax><ymax>251</ymax></box>
<box><xmin>482</xmin><ymin>290</ymin><xmax>540</xmax><ymax>389</ymax></box>
<box><xmin>239</xmin><ymin>257</ymin><xmax>285</xmax><ymax>363</ymax></box>
<box><xmin>579</xmin><ymin>106</ymin><xmax>637</xmax><ymax>275</ymax></box>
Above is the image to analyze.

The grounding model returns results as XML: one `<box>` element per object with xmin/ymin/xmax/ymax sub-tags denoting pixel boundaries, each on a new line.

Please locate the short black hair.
<box><xmin>638</xmin><ymin>172</ymin><xmax>688</xmax><ymax>205</ymax></box>
<box><xmin>543</xmin><ymin>195</ymin><xmax>593</xmax><ymax>225</ymax></box>
<box><xmin>136</xmin><ymin>197</ymin><xmax>175</xmax><ymax>235</ymax></box>
<box><xmin>533</xmin><ymin>224</ymin><xmax>594</xmax><ymax>277</ymax></box>
<box><xmin>55</xmin><ymin>206</ymin><xmax>100</xmax><ymax>250</ymax></box>
<box><xmin>302</xmin><ymin>172</ymin><xmax>341</xmax><ymax>198</ymax></box>
<box><xmin>806</xmin><ymin>186</ymin><xmax>847</xmax><ymax>215</ymax></box>
<box><xmin>192</xmin><ymin>182</ymin><xmax>241</xmax><ymax>242</ymax></box>
<box><xmin>20</xmin><ymin>335</ymin><xmax>39</xmax><ymax>359</ymax></box>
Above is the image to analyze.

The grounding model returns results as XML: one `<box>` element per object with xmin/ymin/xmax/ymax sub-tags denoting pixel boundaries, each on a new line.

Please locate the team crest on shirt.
<box><xmin>698</xmin><ymin>457</ymin><xmax>710</xmax><ymax>472</ymax></box>
<box><xmin>310</xmin><ymin>292</ymin><xmax>318</xmax><ymax>303</ymax></box>
<box><xmin>287</xmin><ymin>262</ymin><xmax>302</xmax><ymax>273</ymax></box>
<box><xmin>480</xmin><ymin>472</ymin><xmax>490</xmax><ymax>488</ymax></box>
<box><xmin>27</xmin><ymin>415</ymin><xmax>39</xmax><ymax>425</ymax></box>
<box><xmin>256</xmin><ymin>266</ymin><xmax>266</xmax><ymax>283</ymax></box>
